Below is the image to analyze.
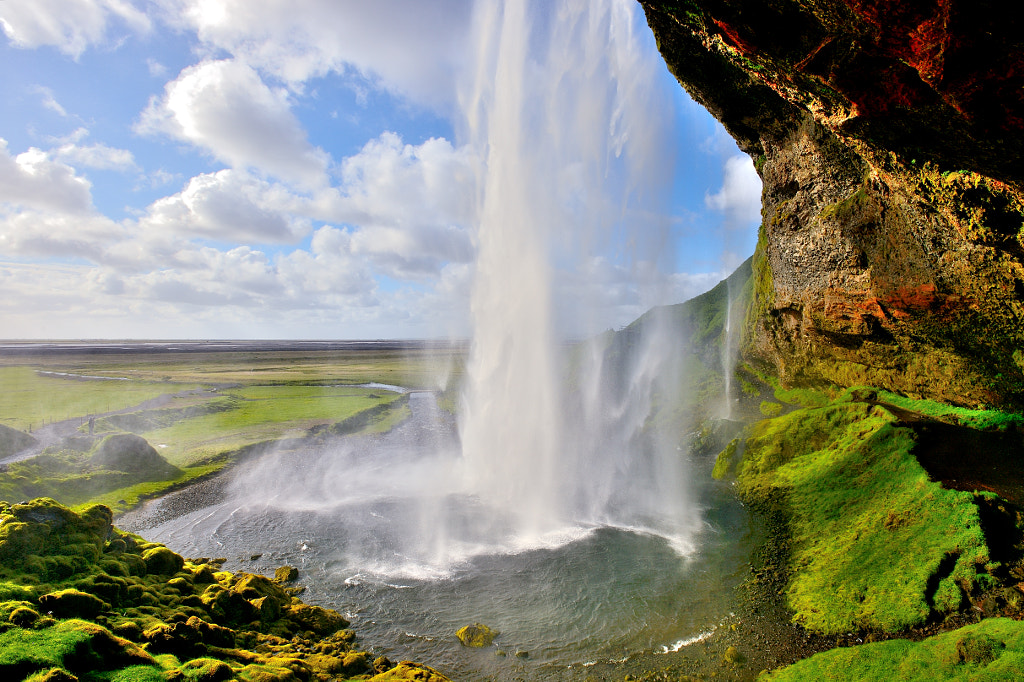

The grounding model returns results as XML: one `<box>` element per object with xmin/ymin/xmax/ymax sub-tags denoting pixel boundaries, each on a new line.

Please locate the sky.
<box><xmin>0</xmin><ymin>0</ymin><xmax>761</xmax><ymax>340</ymax></box>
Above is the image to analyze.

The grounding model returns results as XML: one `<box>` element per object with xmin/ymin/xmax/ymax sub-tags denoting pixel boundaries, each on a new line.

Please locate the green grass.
<box><xmin>135</xmin><ymin>385</ymin><xmax>404</xmax><ymax>465</ymax></box>
<box><xmin>724</xmin><ymin>399</ymin><xmax>993</xmax><ymax>634</ymax></box>
<box><xmin>0</xmin><ymin>366</ymin><xmax>198</xmax><ymax>432</ymax></box>
<box><xmin>1</xmin><ymin>351</ymin><xmax>422</xmax><ymax>511</ymax></box>
<box><xmin>764</xmin><ymin>617</ymin><xmax>1024</xmax><ymax>681</ymax></box>
<box><xmin>862</xmin><ymin>388</ymin><xmax>1024</xmax><ymax>431</ymax></box>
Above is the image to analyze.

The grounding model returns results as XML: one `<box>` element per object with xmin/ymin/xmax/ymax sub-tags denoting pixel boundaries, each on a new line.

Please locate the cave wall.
<box><xmin>640</xmin><ymin>0</ymin><xmax>1024</xmax><ymax>407</ymax></box>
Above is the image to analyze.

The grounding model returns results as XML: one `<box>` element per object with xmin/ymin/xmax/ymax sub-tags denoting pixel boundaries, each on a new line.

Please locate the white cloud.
<box><xmin>0</xmin><ymin>139</ymin><xmax>93</xmax><ymax>214</ymax></box>
<box><xmin>33</xmin><ymin>86</ymin><xmax>69</xmax><ymax>117</ymax></box>
<box><xmin>0</xmin><ymin>0</ymin><xmax>150</xmax><ymax>57</ymax></box>
<box><xmin>313</xmin><ymin>132</ymin><xmax>478</xmax><ymax>279</ymax></box>
<box><xmin>140</xmin><ymin>169</ymin><xmax>310</xmax><ymax>243</ymax></box>
<box><xmin>137</xmin><ymin>59</ymin><xmax>329</xmax><ymax>188</ymax></box>
<box><xmin>54</xmin><ymin>142</ymin><xmax>137</xmax><ymax>171</ymax></box>
<box><xmin>0</xmin><ymin>210</ymin><xmax>124</xmax><ymax>261</ymax></box>
<box><xmin>705</xmin><ymin>154</ymin><xmax>762</xmax><ymax>229</ymax></box>
<box><xmin>158</xmin><ymin>0</ymin><xmax>472</xmax><ymax>110</ymax></box>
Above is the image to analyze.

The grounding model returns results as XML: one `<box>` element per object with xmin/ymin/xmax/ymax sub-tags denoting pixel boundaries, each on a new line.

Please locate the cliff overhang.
<box><xmin>641</xmin><ymin>0</ymin><xmax>1024</xmax><ymax>407</ymax></box>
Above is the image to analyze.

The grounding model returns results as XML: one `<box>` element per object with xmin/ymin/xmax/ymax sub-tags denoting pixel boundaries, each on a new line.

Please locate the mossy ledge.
<box><xmin>713</xmin><ymin>385</ymin><xmax>1024</xmax><ymax>678</ymax></box>
<box><xmin>0</xmin><ymin>497</ymin><xmax>450</xmax><ymax>682</ymax></box>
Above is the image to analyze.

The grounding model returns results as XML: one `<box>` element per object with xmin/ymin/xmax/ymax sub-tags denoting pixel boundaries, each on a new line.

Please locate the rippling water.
<box><xmin>121</xmin><ymin>393</ymin><xmax>756</xmax><ymax>680</ymax></box>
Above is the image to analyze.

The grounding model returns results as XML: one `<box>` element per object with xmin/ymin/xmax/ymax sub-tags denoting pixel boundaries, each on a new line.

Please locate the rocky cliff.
<box><xmin>640</xmin><ymin>0</ymin><xmax>1024</xmax><ymax>408</ymax></box>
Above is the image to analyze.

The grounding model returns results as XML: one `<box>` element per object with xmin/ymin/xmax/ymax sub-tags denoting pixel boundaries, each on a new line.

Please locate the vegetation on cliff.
<box><xmin>0</xmin><ymin>497</ymin><xmax>449</xmax><ymax>682</ymax></box>
<box><xmin>713</xmin><ymin>379</ymin><xmax>1024</xmax><ymax>677</ymax></box>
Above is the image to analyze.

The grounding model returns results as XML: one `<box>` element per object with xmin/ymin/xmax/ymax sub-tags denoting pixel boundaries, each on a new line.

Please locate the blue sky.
<box><xmin>0</xmin><ymin>0</ymin><xmax>760</xmax><ymax>340</ymax></box>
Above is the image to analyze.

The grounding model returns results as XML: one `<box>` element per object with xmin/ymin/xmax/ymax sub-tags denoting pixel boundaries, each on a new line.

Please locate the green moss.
<box><xmin>712</xmin><ymin>439</ymin><xmax>740</xmax><ymax>479</ymax></box>
<box><xmin>0</xmin><ymin>618</ymin><xmax>153</xmax><ymax>678</ymax></box>
<box><xmin>733</xmin><ymin>399</ymin><xmax>993</xmax><ymax>634</ymax></box>
<box><xmin>864</xmin><ymin>388</ymin><xmax>1024</xmax><ymax>431</ymax></box>
<box><xmin>763</xmin><ymin>618</ymin><xmax>1024</xmax><ymax>681</ymax></box>
<box><xmin>456</xmin><ymin>622</ymin><xmax>499</xmax><ymax>647</ymax></box>
<box><xmin>759</xmin><ymin>400</ymin><xmax>783</xmax><ymax>417</ymax></box>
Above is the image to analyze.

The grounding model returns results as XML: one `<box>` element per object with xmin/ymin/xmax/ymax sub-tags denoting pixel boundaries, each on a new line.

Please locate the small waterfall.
<box><xmin>722</xmin><ymin>277</ymin><xmax>734</xmax><ymax>419</ymax></box>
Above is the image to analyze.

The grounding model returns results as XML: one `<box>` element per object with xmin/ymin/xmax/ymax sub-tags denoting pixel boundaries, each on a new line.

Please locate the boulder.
<box><xmin>142</xmin><ymin>546</ymin><xmax>184</xmax><ymax>575</ymax></box>
<box><xmin>455</xmin><ymin>623</ymin><xmax>499</xmax><ymax>648</ymax></box>
<box><xmin>90</xmin><ymin>434</ymin><xmax>180</xmax><ymax>479</ymax></box>
<box><xmin>38</xmin><ymin>589</ymin><xmax>108</xmax><ymax>619</ymax></box>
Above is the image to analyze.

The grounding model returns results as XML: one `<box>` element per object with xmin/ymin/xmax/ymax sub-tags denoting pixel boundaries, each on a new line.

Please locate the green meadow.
<box><xmin>0</xmin><ymin>345</ymin><xmax>463</xmax><ymax>513</ymax></box>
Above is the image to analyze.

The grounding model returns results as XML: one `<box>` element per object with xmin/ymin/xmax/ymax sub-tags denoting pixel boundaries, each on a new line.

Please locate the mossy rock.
<box><xmin>142</xmin><ymin>546</ymin><xmax>184</xmax><ymax>576</ymax></box>
<box><xmin>231</xmin><ymin>574</ymin><xmax>288</xmax><ymax>603</ymax></box>
<box><xmin>0</xmin><ymin>618</ymin><xmax>154</xmax><ymax>679</ymax></box>
<box><xmin>9</xmin><ymin>605</ymin><xmax>40</xmax><ymax>626</ymax></box>
<box><xmin>368</xmin><ymin>661</ymin><xmax>451</xmax><ymax>681</ymax></box>
<box><xmin>24</xmin><ymin>668</ymin><xmax>79</xmax><ymax>682</ymax></box>
<box><xmin>38</xmin><ymin>589</ymin><xmax>108</xmax><ymax>619</ymax></box>
<box><xmin>171</xmin><ymin>656</ymin><xmax>234</xmax><ymax>681</ymax></box>
<box><xmin>455</xmin><ymin>623</ymin><xmax>499</xmax><ymax>647</ymax></box>
<box><xmin>273</xmin><ymin>566</ymin><xmax>298</xmax><ymax>583</ymax></box>
<box><xmin>90</xmin><ymin>434</ymin><xmax>180</xmax><ymax>480</ymax></box>
<box><xmin>284</xmin><ymin>603</ymin><xmax>348</xmax><ymax>636</ymax></box>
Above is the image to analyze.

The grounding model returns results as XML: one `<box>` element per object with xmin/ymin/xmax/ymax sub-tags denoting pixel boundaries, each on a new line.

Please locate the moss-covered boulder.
<box><xmin>274</xmin><ymin>566</ymin><xmax>298</xmax><ymax>583</ymax></box>
<box><xmin>90</xmin><ymin>434</ymin><xmax>179</xmax><ymax>479</ymax></box>
<box><xmin>0</xmin><ymin>497</ymin><xmax>451</xmax><ymax>681</ymax></box>
<box><xmin>455</xmin><ymin>623</ymin><xmax>499</xmax><ymax>647</ymax></box>
<box><xmin>142</xmin><ymin>546</ymin><xmax>184</xmax><ymax>576</ymax></box>
<box><xmin>38</xmin><ymin>589</ymin><xmax>108</xmax><ymax>619</ymax></box>
<box><xmin>0</xmin><ymin>618</ymin><xmax>154</xmax><ymax>679</ymax></box>
<box><xmin>285</xmin><ymin>603</ymin><xmax>349</xmax><ymax>636</ymax></box>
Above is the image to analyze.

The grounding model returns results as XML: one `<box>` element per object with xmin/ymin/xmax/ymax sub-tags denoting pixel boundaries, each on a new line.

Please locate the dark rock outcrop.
<box><xmin>641</xmin><ymin>0</ymin><xmax>1024</xmax><ymax>407</ymax></box>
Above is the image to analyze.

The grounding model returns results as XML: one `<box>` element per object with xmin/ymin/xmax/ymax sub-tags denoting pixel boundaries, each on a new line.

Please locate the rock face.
<box><xmin>640</xmin><ymin>0</ymin><xmax>1024</xmax><ymax>407</ymax></box>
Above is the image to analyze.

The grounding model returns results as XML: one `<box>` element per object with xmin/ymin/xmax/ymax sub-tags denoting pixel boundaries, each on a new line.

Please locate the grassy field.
<box><xmin>0</xmin><ymin>366</ymin><xmax>200</xmax><ymax>432</ymax></box>
<box><xmin>0</xmin><ymin>344</ymin><xmax>463</xmax><ymax>512</ymax></box>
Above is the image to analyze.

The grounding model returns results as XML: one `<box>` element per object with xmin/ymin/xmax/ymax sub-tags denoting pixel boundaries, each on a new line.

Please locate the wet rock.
<box><xmin>275</xmin><ymin>565</ymin><xmax>299</xmax><ymax>582</ymax></box>
<box><xmin>455</xmin><ymin>623</ymin><xmax>499</xmax><ymax>647</ymax></box>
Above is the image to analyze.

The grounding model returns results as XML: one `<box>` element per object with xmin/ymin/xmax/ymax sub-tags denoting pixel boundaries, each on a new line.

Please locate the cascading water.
<box><xmin>117</xmin><ymin>2</ymin><xmax>759</xmax><ymax>677</ymax></box>
<box><xmin>723</xmin><ymin>277</ymin><xmax>734</xmax><ymax>419</ymax></box>
<box><xmin>457</xmin><ymin>0</ymin><xmax>698</xmax><ymax>551</ymax></box>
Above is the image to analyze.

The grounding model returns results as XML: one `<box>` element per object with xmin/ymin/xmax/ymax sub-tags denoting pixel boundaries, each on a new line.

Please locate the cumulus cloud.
<box><xmin>0</xmin><ymin>138</ymin><xmax>94</xmax><ymax>214</ymax></box>
<box><xmin>141</xmin><ymin>169</ymin><xmax>310</xmax><ymax>243</ymax></box>
<box><xmin>137</xmin><ymin>59</ymin><xmax>329</xmax><ymax>187</ymax></box>
<box><xmin>157</xmin><ymin>0</ymin><xmax>471</xmax><ymax>110</ymax></box>
<box><xmin>705</xmin><ymin>154</ymin><xmax>762</xmax><ymax>230</ymax></box>
<box><xmin>0</xmin><ymin>0</ymin><xmax>150</xmax><ymax>57</ymax></box>
<box><xmin>313</xmin><ymin>132</ymin><xmax>478</xmax><ymax>279</ymax></box>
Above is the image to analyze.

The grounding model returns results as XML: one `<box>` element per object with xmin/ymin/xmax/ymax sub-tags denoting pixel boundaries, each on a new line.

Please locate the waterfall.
<box><xmin>457</xmin><ymin>0</ymin><xmax>699</xmax><ymax>551</ymax></box>
<box><xmin>723</xmin><ymin>277</ymin><xmax>734</xmax><ymax>419</ymax></box>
